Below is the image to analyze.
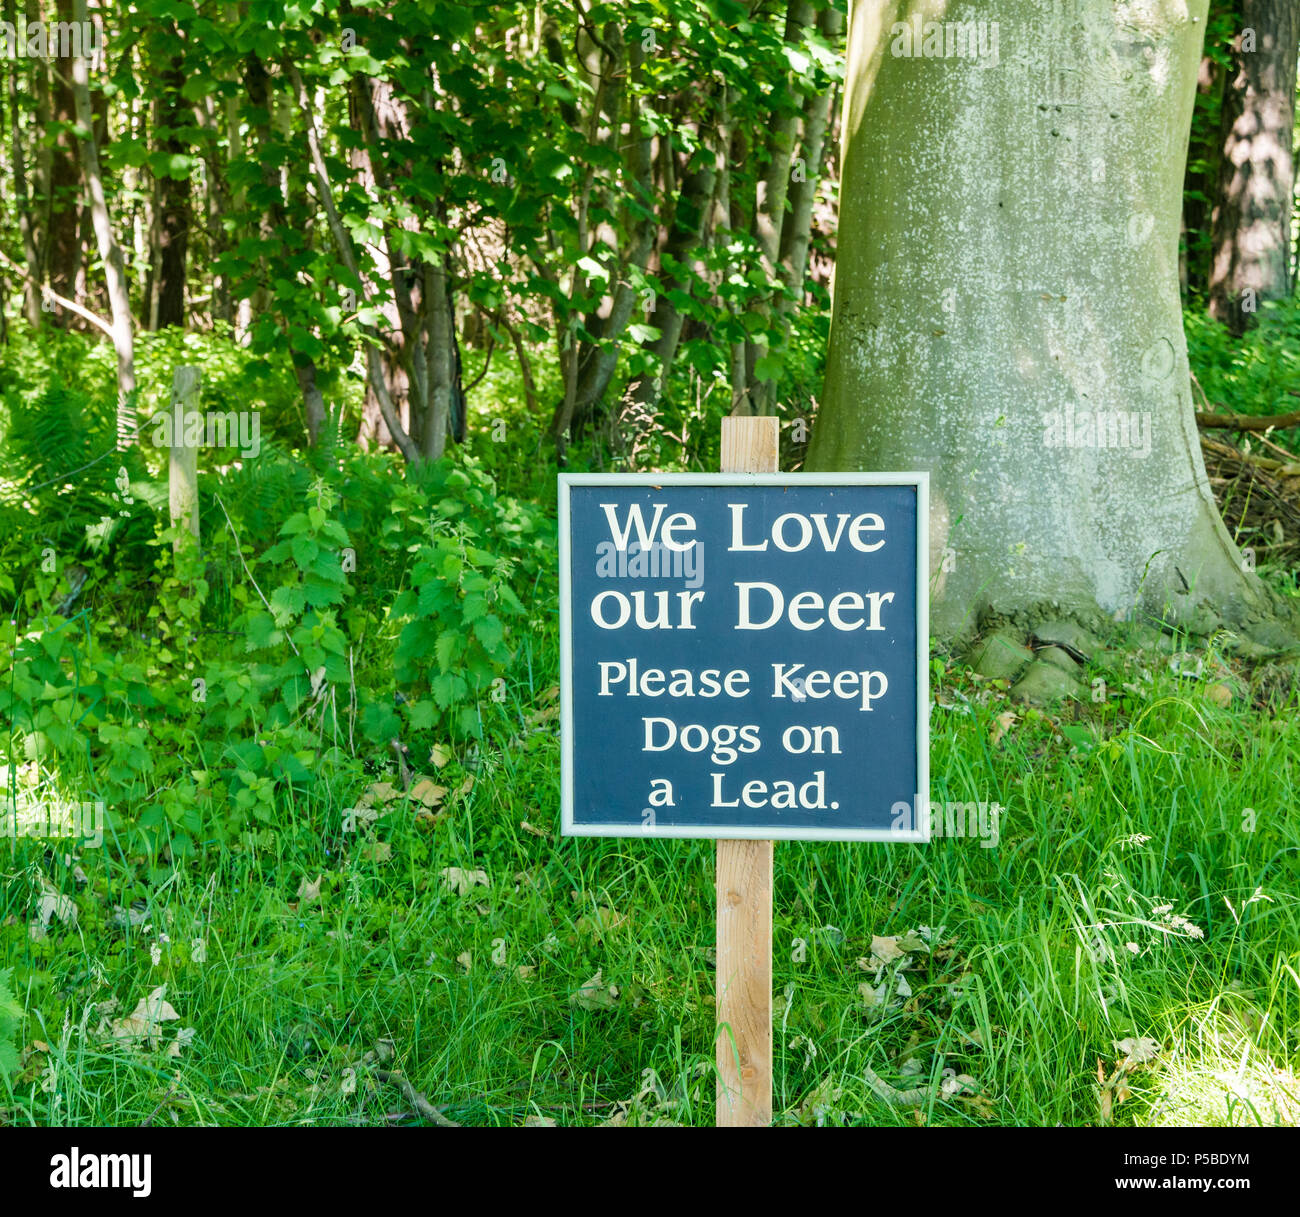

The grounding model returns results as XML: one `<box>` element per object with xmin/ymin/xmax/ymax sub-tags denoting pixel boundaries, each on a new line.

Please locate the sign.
<box><xmin>560</xmin><ymin>473</ymin><xmax>929</xmax><ymax>842</ymax></box>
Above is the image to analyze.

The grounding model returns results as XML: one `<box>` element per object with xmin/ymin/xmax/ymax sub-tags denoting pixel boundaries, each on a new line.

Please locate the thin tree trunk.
<box><xmin>4</xmin><ymin>0</ymin><xmax>42</xmax><ymax>327</ymax></box>
<box><xmin>282</xmin><ymin>56</ymin><xmax>419</xmax><ymax>462</ymax></box>
<box><xmin>1207</xmin><ymin>0</ymin><xmax>1300</xmax><ymax>333</ymax></box>
<box><xmin>48</xmin><ymin>0</ymin><xmax>84</xmax><ymax>324</ymax></box>
<box><xmin>777</xmin><ymin>6</ymin><xmax>843</xmax><ymax>320</ymax></box>
<box><xmin>155</xmin><ymin>46</ymin><xmax>190</xmax><ymax>328</ymax></box>
<box><xmin>746</xmin><ymin>0</ymin><xmax>815</xmax><ymax>416</ymax></box>
<box><xmin>72</xmin><ymin>0</ymin><xmax>135</xmax><ymax>445</ymax></box>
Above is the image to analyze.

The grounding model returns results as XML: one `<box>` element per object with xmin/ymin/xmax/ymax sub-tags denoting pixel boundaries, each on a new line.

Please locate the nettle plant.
<box><xmin>384</xmin><ymin>468</ymin><xmax>531</xmax><ymax>741</ymax></box>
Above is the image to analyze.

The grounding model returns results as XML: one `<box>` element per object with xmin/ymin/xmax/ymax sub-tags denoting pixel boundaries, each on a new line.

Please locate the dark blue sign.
<box><xmin>560</xmin><ymin>475</ymin><xmax>929</xmax><ymax>841</ymax></box>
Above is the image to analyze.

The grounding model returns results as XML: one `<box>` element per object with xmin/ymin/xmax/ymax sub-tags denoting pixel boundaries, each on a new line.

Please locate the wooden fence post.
<box><xmin>168</xmin><ymin>365</ymin><xmax>201</xmax><ymax>554</ymax></box>
<box><xmin>716</xmin><ymin>414</ymin><xmax>778</xmax><ymax>1126</ymax></box>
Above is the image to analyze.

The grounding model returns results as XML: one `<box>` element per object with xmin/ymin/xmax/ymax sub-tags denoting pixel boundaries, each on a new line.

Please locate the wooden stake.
<box><xmin>168</xmin><ymin>365</ymin><xmax>201</xmax><ymax>553</ymax></box>
<box><xmin>716</xmin><ymin>415</ymin><xmax>778</xmax><ymax>1126</ymax></box>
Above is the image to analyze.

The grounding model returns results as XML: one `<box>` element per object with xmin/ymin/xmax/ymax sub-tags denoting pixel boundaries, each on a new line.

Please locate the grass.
<box><xmin>3</xmin><ymin>615</ymin><xmax>1297</xmax><ymax>1127</ymax></box>
<box><xmin>1</xmin><ymin>309</ymin><xmax>1298</xmax><ymax>1127</ymax></box>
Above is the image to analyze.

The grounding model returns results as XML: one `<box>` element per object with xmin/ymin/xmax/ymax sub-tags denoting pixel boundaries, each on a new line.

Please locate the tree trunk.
<box><xmin>1207</xmin><ymin>0</ymin><xmax>1299</xmax><ymax>333</ymax></box>
<box><xmin>745</xmin><ymin>0</ymin><xmax>815</xmax><ymax>417</ymax></box>
<box><xmin>154</xmin><ymin>48</ymin><xmax>190</xmax><ymax>329</ymax></box>
<box><xmin>4</xmin><ymin>0</ymin><xmax>42</xmax><ymax>328</ymax></box>
<box><xmin>810</xmin><ymin>0</ymin><xmax>1282</xmax><ymax>641</ymax></box>
<box><xmin>72</xmin><ymin>0</ymin><xmax>135</xmax><ymax>445</ymax></box>
<box><xmin>47</xmin><ymin>0</ymin><xmax>83</xmax><ymax>324</ymax></box>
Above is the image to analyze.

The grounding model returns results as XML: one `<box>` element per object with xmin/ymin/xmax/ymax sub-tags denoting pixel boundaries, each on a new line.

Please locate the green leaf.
<box><xmin>435</xmin><ymin>630</ymin><xmax>462</xmax><ymax>672</ymax></box>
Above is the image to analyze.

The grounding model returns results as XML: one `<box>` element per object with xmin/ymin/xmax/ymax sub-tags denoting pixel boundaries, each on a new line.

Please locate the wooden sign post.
<box><xmin>716</xmin><ymin>416</ymin><xmax>777</xmax><ymax>1126</ymax></box>
<box><xmin>558</xmin><ymin>425</ymin><xmax>928</xmax><ymax>1129</ymax></box>
<box><xmin>168</xmin><ymin>365</ymin><xmax>202</xmax><ymax>556</ymax></box>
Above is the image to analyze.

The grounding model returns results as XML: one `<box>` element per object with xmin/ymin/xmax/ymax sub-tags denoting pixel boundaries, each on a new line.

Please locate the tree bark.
<box><xmin>47</xmin><ymin>0</ymin><xmax>84</xmax><ymax>324</ymax></box>
<box><xmin>810</xmin><ymin>0</ymin><xmax>1281</xmax><ymax>641</ymax></box>
<box><xmin>154</xmin><ymin>46</ymin><xmax>190</xmax><ymax>329</ymax></box>
<box><xmin>72</xmin><ymin>0</ymin><xmax>135</xmax><ymax>445</ymax></box>
<box><xmin>745</xmin><ymin>0</ymin><xmax>815</xmax><ymax>416</ymax></box>
<box><xmin>4</xmin><ymin>0</ymin><xmax>42</xmax><ymax>327</ymax></box>
<box><xmin>1207</xmin><ymin>0</ymin><xmax>1299</xmax><ymax>332</ymax></box>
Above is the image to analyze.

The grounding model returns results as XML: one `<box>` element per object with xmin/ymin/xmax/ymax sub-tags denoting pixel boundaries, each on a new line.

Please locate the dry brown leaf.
<box><xmin>297</xmin><ymin>875</ymin><xmax>322</xmax><ymax>904</ymax></box>
<box><xmin>429</xmin><ymin>744</ymin><xmax>453</xmax><ymax>769</ymax></box>
<box><xmin>869</xmin><ymin>934</ymin><xmax>906</xmax><ymax>965</ymax></box>
<box><xmin>520</xmin><ymin>820</ymin><xmax>549</xmax><ymax>839</ymax></box>
<box><xmin>1114</xmin><ymin>1036</ymin><xmax>1161</xmax><ymax>1067</ymax></box>
<box><xmin>570</xmin><ymin>970</ymin><xmax>619</xmax><ymax>1011</ymax></box>
<box><xmin>409</xmin><ymin>778</ymin><xmax>448</xmax><ymax>808</ymax></box>
<box><xmin>110</xmin><ymin>986</ymin><xmax>180</xmax><ymax>1049</ymax></box>
<box><xmin>990</xmin><ymin>709</ymin><xmax>1018</xmax><ymax>746</ymax></box>
<box><xmin>358</xmin><ymin>780</ymin><xmax>401</xmax><ymax>808</ymax></box>
<box><xmin>527</xmin><ymin>703</ymin><xmax>560</xmax><ymax>727</ymax></box>
<box><xmin>440</xmin><ymin>866</ymin><xmax>490</xmax><ymax>896</ymax></box>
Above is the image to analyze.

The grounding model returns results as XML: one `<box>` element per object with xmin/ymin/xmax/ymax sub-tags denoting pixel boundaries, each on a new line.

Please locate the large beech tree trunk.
<box><xmin>810</xmin><ymin>0</ymin><xmax>1281</xmax><ymax>641</ymax></box>
<box><xmin>1207</xmin><ymin>0</ymin><xmax>1299</xmax><ymax>333</ymax></box>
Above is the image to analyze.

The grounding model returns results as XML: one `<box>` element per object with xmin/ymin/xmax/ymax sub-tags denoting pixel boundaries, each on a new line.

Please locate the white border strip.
<box><xmin>558</xmin><ymin>472</ymin><xmax>930</xmax><ymax>843</ymax></box>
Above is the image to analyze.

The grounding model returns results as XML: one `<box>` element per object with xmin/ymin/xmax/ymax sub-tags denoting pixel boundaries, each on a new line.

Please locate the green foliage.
<box><xmin>1185</xmin><ymin>298</ymin><xmax>1300</xmax><ymax>422</ymax></box>
<box><xmin>0</xmin><ymin>968</ymin><xmax>21</xmax><ymax>1082</ymax></box>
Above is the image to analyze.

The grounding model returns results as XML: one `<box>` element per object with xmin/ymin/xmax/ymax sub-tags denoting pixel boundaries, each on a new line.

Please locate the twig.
<box><xmin>1195</xmin><ymin>409</ymin><xmax>1300</xmax><ymax>432</ymax></box>
<box><xmin>374</xmin><ymin>1070</ymin><xmax>460</xmax><ymax>1127</ymax></box>
<box><xmin>0</xmin><ymin>245</ymin><xmax>115</xmax><ymax>339</ymax></box>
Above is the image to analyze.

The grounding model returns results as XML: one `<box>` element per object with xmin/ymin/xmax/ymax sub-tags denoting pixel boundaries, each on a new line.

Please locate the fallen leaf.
<box><xmin>110</xmin><ymin>986</ymin><xmax>180</xmax><ymax>1049</ymax></box>
<box><xmin>523</xmin><ymin>1114</ymin><xmax>557</xmax><ymax>1127</ymax></box>
<box><xmin>165</xmin><ymin>1027</ymin><xmax>197</xmax><ymax>1058</ymax></box>
<box><xmin>440</xmin><ymin>867</ymin><xmax>490</xmax><ymax>896</ymax></box>
<box><xmin>868</xmin><ymin>935</ymin><xmax>905</xmax><ymax>965</ymax></box>
<box><xmin>990</xmin><ymin>709</ymin><xmax>1018</xmax><ymax>746</ymax></box>
<box><xmin>359</xmin><ymin>841</ymin><xmax>392</xmax><ymax>863</ymax></box>
<box><xmin>409</xmin><ymin>778</ymin><xmax>447</xmax><ymax>809</ymax></box>
<box><xmin>429</xmin><ymin>744</ymin><xmax>453</xmax><ymax>769</ymax></box>
<box><xmin>297</xmin><ymin>875</ymin><xmax>322</xmax><ymax>904</ymax></box>
<box><xmin>358</xmin><ymin>780</ymin><xmax>402</xmax><ymax>808</ymax></box>
<box><xmin>516</xmin><ymin>965</ymin><xmax>536</xmax><ymax>981</ymax></box>
<box><xmin>520</xmin><ymin>820</ymin><xmax>549</xmax><ymax>839</ymax></box>
<box><xmin>456</xmin><ymin>951</ymin><xmax>472</xmax><ymax>972</ymax></box>
<box><xmin>570</xmin><ymin>970</ymin><xmax>619</xmax><ymax>1011</ymax></box>
<box><xmin>35</xmin><ymin>884</ymin><xmax>77</xmax><ymax>930</ymax></box>
<box><xmin>1114</xmin><ymin>1036</ymin><xmax>1161</xmax><ymax>1067</ymax></box>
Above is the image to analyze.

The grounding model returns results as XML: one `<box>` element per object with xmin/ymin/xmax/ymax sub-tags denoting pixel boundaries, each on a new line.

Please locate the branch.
<box><xmin>1195</xmin><ymin>410</ymin><xmax>1300</xmax><ymax>432</ymax></box>
<box><xmin>281</xmin><ymin>55</ymin><xmax>422</xmax><ymax>465</ymax></box>
<box><xmin>0</xmin><ymin>246</ymin><xmax>114</xmax><ymax>338</ymax></box>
